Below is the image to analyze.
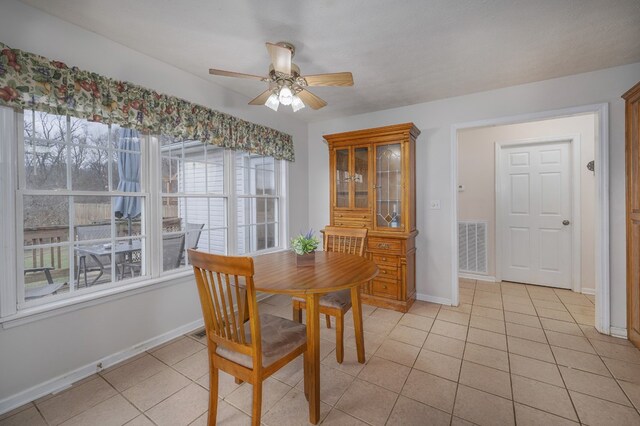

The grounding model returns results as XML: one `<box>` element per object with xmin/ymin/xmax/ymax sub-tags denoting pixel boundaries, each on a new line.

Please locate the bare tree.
<box><xmin>23</xmin><ymin>110</ymin><xmax>114</xmax><ymax>230</ymax></box>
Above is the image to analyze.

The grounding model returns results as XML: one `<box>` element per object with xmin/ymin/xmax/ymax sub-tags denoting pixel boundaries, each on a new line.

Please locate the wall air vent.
<box><xmin>458</xmin><ymin>221</ymin><xmax>488</xmax><ymax>274</ymax></box>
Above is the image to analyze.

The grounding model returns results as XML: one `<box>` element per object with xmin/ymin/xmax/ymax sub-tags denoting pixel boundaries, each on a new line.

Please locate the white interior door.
<box><xmin>498</xmin><ymin>141</ymin><xmax>572</xmax><ymax>288</ymax></box>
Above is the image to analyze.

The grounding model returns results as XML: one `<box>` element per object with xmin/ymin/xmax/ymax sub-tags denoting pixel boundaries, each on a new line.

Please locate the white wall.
<box><xmin>308</xmin><ymin>61</ymin><xmax>640</xmax><ymax>329</ymax></box>
<box><xmin>457</xmin><ymin>115</ymin><xmax>597</xmax><ymax>293</ymax></box>
<box><xmin>0</xmin><ymin>0</ymin><xmax>308</xmax><ymax>407</ymax></box>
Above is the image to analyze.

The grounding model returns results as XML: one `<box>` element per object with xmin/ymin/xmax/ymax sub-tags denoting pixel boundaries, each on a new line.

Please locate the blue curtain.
<box><xmin>113</xmin><ymin>128</ymin><xmax>142</xmax><ymax>220</ymax></box>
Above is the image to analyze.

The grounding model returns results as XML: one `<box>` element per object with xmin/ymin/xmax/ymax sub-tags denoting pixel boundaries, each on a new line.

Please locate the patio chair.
<box><xmin>180</xmin><ymin>223</ymin><xmax>205</xmax><ymax>265</ymax></box>
<box><xmin>188</xmin><ymin>249</ymin><xmax>307</xmax><ymax>426</ymax></box>
<box><xmin>292</xmin><ymin>226</ymin><xmax>368</xmax><ymax>363</ymax></box>
<box><xmin>76</xmin><ymin>224</ymin><xmax>113</xmax><ymax>286</ymax></box>
<box><xmin>186</xmin><ymin>222</ymin><xmax>205</xmax><ymax>250</ymax></box>
<box><xmin>162</xmin><ymin>233</ymin><xmax>186</xmax><ymax>271</ymax></box>
<box><xmin>24</xmin><ymin>267</ymin><xmax>66</xmax><ymax>299</ymax></box>
<box><xmin>120</xmin><ymin>233</ymin><xmax>186</xmax><ymax>277</ymax></box>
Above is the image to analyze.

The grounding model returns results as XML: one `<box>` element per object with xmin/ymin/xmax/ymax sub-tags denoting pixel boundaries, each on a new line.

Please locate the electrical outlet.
<box><xmin>430</xmin><ymin>200</ymin><xmax>441</xmax><ymax>209</ymax></box>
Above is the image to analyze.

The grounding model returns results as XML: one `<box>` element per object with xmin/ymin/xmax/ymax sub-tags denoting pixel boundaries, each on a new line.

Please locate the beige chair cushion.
<box><xmin>293</xmin><ymin>289</ymin><xmax>352</xmax><ymax>310</ymax></box>
<box><xmin>215</xmin><ymin>314</ymin><xmax>306</xmax><ymax>369</ymax></box>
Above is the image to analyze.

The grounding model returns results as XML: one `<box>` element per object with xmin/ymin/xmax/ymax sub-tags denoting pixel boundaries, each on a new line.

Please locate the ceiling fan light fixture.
<box><xmin>265</xmin><ymin>92</ymin><xmax>280</xmax><ymax>111</ymax></box>
<box><xmin>278</xmin><ymin>86</ymin><xmax>293</xmax><ymax>106</ymax></box>
<box><xmin>210</xmin><ymin>41</ymin><xmax>349</xmax><ymax>112</ymax></box>
<box><xmin>291</xmin><ymin>95</ymin><xmax>305</xmax><ymax>112</ymax></box>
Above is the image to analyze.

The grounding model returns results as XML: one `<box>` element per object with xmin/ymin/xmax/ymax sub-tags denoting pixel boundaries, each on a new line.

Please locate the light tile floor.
<box><xmin>3</xmin><ymin>280</ymin><xmax>640</xmax><ymax>425</ymax></box>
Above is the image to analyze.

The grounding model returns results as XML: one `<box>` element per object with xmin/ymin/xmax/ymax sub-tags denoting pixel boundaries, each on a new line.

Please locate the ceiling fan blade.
<box><xmin>265</xmin><ymin>42</ymin><xmax>291</xmax><ymax>75</ymax></box>
<box><xmin>303</xmin><ymin>72</ymin><xmax>354</xmax><ymax>87</ymax></box>
<box><xmin>296</xmin><ymin>89</ymin><xmax>327</xmax><ymax>110</ymax></box>
<box><xmin>209</xmin><ymin>69</ymin><xmax>267</xmax><ymax>81</ymax></box>
<box><xmin>248</xmin><ymin>90</ymin><xmax>273</xmax><ymax>105</ymax></box>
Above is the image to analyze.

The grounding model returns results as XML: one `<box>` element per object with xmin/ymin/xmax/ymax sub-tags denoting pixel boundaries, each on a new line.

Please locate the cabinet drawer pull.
<box><xmin>382</xmin><ymin>257</ymin><xmax>387</xmax><ymax>261</ymax></box>
<box><xmin>381</xmin><ymin>270</ymin><xmax>387</xmax><ymax>274</ymax></box>
<box><xmin>377</xmin><ymin>243</ymin><xmax>390</xmax><ymax>249</ymax></box>
<box><xmin>382</xmin><ymin>284</ymin><xmax>387</xmax><ymax>289</ymax></box>
<box><xmin>362</xmin><ymin>215</ymin><xmax>367</xmax><ymax>219</ymax></box>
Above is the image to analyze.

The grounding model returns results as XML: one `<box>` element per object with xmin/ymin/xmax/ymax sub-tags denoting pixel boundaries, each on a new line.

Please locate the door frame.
<box><xmin>450</xmin><ymin>103</ymin><xmax>610</xmax><ymax>334</ymax></box>
<box><xmin>494</xmin><ymin>136</ymin><xmax>581</xmax><ymax>292</ymax></box>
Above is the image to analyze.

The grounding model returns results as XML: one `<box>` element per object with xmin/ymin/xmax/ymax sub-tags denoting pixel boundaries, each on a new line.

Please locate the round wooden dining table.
<box><xmin>252</xmin><ymin>250</ymin><xmax>378</xmax><ymax>424</ymax></box>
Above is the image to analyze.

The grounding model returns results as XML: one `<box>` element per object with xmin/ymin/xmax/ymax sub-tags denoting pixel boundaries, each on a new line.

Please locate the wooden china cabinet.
<box><xmin>324</xmin><ymin>123</ymin><xmax>420</xmax><ymax>312</ymax></box>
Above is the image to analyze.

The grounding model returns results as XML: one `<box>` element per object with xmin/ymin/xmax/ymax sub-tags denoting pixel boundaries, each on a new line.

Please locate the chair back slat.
<box><xmin>207</xmin><ymin>270</ymin><xmax>225</xmax><ymax>336</ymax></box>
<box><xmin>188</xmin><ymin>249</ymin><xmax>259</xmax><ymax>361</ymax></box>
<box><xmin>323</xmin><ymin>226</ymin><xmax>367</xmax><ymax>256</ymax></box>
<box><xmin>215</xmin><ymin>271</ymin><xmax>233</xmax><ymax>340</ymax></box>
<box><xmin>234</xmin><ymin>278</ymin><xmax>248</xmax><ymax>344</ymax></box>
<box><xmin>224</xmin><ymin>273</ymin><xmax>240</xmax><ymax>342</ymax></box>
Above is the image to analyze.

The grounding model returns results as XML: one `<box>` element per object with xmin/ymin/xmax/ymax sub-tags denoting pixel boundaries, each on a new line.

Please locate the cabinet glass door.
<box><xmin>375</xmin><ymin>143</ymin><xmax>402</xmax><ymax>229</ymax></box>
<box><xmin>335</xmin><ymin>149</ymin><xmax>349</xmax><ymax>208</ymax></box>
<box><xmin>354</xmin><ymin>147</ymin><xmax>369</xmax><ymax>209</ymax></box>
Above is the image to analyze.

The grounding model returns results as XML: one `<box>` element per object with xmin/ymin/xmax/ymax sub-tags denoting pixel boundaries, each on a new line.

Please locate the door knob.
<box><xmin>562</xmin><ymin>220</ymin><xmax>570</xmax><ymax>226</ymax></box>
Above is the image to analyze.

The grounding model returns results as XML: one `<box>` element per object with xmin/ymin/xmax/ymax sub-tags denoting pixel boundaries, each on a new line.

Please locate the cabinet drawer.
<box><xmin>372</xmin><ymin>254</ymin><xmax>399</xmax><ymax>267</ymax></box>
<box><xmin>367</xmin><ymin>237</ymin><xmax>403</xmax><ymax>254</ymax></box>
<box><xmin>333</xmin><ymin>219</ymin><xmax>369</xmax><ymax>229</ymax></box>
<box><xmin>376</xmin><ymin>264</ymin><xmax>398</xmax><ymax>281</ymax></box>
<box><xmin>334</xmin><ymin>212</ymin><xmax>372</xmax><ymax>221</ymax></box>
<box><xmin>371</xmin><ymin>279</ymin><xmax>399</xmax><ymax>299</ymax></box>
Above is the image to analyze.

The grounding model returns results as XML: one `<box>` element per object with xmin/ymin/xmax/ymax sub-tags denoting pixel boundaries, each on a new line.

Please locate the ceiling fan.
<box><xmin>209</xmin><ymin>42</ymin><xmax>353</xmax><ymax>112</ymax></box>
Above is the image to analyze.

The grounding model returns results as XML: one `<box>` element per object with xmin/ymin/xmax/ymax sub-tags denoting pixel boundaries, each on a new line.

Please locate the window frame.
<box><xmin>16</xmin><ymin>110</ymin><xmax>152</xmax><ymax>309</ymax></box>
<box><xmin>157</xmin><ymin>135</ymin><xmax>230</xmax><ymax>273</ymax></box>
<box><xmin>0</xmin><ymin>107</ymin><xmax>289</xmax><ymax>322</ymax></box>
<box><xmin>231</xmin><ymin>152</ymin><xmax>282</xmax><ymax>255</ymax></box>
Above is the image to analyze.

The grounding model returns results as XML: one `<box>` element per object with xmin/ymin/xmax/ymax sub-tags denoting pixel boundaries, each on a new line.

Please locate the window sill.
<box><xmin>1</xmin><ymin>269</ymin><xmax>194</xmax><ymax>329</ymax></box>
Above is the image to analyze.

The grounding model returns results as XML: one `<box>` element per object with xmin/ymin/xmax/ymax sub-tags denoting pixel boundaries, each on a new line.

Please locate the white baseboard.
<box><xmin>580</xmin><ymin>288</ymin><xmax>596</xmax><ymax>295</ymax></box>
<box><xmin>458</xmin><ymin>273</ymin><xmax>497</xmax><ymax>283</ymax></box>
<box><xmin>0</xmin><ymin>318</ymin><xmax>204</xmax><ymax>416</ymax></box>
<box><xmin>610</xmin><ymin>326</ymin><xmax>628</xmax><ymax>339</ymax></box>
<box><xmin>416</xmin><ymin>293</ymin><xmax>451</xmax><ymax>306</ymax></box>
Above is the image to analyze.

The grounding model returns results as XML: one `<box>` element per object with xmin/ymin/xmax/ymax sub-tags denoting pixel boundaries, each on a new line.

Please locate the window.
<box><xmin>235</xmin><ymin>152</ymin><xmax>280</xmax><ymax>254</ymax></box>
<box><xmin>19</xmin><ymin>110</ymin><xmax>147</xmax><ymax>307</ymax></box>
<box><xmin>7</xmin><ymin>109</ymin><xmax>287</xmax><ymax>313</ymax></box>
<box><xmin>160</xmin><ymin>136</ymin><xmax>227</xmax><ymax>272</ymax></box>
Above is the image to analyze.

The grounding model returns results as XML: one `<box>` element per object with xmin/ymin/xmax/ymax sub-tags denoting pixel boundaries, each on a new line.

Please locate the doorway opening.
<box><xmin>451</xmin><ymin>104</ymin><xmax>610</xmax><ymax>334</ymax></box>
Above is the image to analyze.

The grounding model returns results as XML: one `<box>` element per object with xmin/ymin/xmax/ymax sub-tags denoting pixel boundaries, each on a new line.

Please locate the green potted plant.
<box><xmin>291</xmin><ymin>229</ymin><xmax>320</xmax><ymax>266</ymax></box>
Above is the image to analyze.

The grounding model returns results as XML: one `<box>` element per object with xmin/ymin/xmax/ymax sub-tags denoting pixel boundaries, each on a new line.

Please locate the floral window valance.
<box><xmin>0</xmin><ymin>42</ymin><xmax>294</xmax><ymax>161</ymax></box>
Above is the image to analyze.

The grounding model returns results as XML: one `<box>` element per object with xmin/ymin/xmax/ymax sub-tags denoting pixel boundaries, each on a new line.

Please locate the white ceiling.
<box><xmin>20</xmin><ymin>0</ymin><xmax>640</xmax><ymax>122</ymax></box>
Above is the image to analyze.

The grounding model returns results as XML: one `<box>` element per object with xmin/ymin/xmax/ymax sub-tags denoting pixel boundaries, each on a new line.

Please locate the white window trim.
<box><xmin>0</xmin><ymin>107</ymin><xmax>290</xmax><ymax>325</ymax></box>
<box><xmin>0</xmin><ymin>107</ymin><xmax>18</xmax><ymax>318</ymax></box>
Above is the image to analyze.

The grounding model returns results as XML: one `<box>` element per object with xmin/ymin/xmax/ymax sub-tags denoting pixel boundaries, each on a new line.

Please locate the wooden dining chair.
<box><xmin>188</xmin><ymin>249</ymin><xmax>308</xmax><ymax>426</ymax></box>
<box><xmin>292</xmin><ymin>226</ymin><xmax>368</xmax><ymax>363</ymax></box>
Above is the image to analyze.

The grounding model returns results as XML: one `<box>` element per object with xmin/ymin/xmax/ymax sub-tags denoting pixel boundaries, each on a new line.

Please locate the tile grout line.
<box><xmin>383</xmin><ymin>302</ymin><xmax>441</xmax><ymax>426</ymax></box>
<box><xmin>34</xmin><ymin>402</ymin><xmax>49</xmax><ymax>426</ymax></box>
<box><xmin>503</xmin><ymin>281</ymin><xmax>517</xmax><ymax>426</ymax></box>
<box><xmin>530</xmin><ymin>284</ymin><xmax>582</xmax><ymax>424</ymax></box>
<box><xmin>451</xmin><ymin>280</ymin><xmax>477</xmax><ymax>426</ymax></box>
<box><xmin>581</xmin><ymin>325</ymin><xmax>640</xmax><ymax>417</ymax></box>
<box><xmin>528</xmin><ymin>285</ymin><xmax>640</xmax><ymax>420</ymax></box>
<box><xmin>551</xmin><ymin>286</ymin><xmax>640</xmax><ymax>416</ymax></box>
<box><xmin>479</xmin><ymin>281</ymin><xmax>608</xmax><ymax>424</ymax></box>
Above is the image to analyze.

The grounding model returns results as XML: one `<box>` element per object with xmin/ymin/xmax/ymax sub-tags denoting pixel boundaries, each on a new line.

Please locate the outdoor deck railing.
<box><xmin>23</xmin><ymin>217</ymin><xmax>182</xmax><ymax>273</ymax></box>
